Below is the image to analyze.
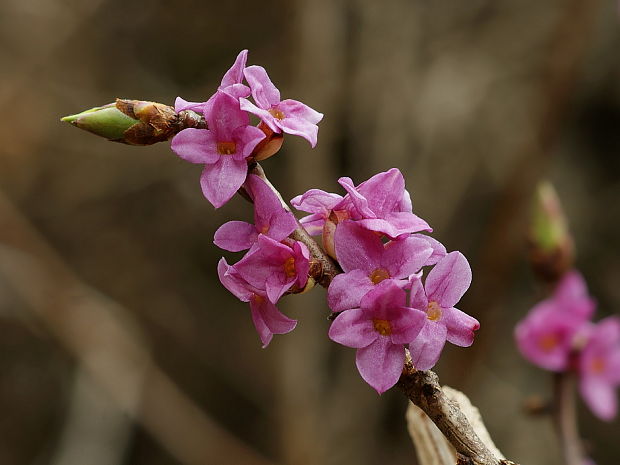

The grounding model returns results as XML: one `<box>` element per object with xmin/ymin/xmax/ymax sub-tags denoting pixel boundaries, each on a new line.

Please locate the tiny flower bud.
<box><xmin>529</xmin><ymin>182</ymin><xmax>574</xmax><ymax>283</ymax></box>
<box><xmin>62</xmin><ymin>99</ymin><xmax>206</xmax><ymax>146</ymax></box>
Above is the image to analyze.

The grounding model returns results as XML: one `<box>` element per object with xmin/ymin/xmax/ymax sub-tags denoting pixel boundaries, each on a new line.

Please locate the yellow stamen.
<box><xmin>538</xmin><ymin>334</ymin><xmax>558</xmax><ymax>352</ymax></box>
<box><xmin>217</xmin><ymin>141</ymin><xmax>237</xmax><ymax>155</ymax></box>
<box><xmin>373</xmin><ymin>318</ymin><xmax>392</xmax><ymax>336</ymax></box>
<box><xmin>268</xmin><ymin>108</ymin><xmax>285</xmax><ymax>120</ymax></box>
<box><xmin>369</xmin><ymin>268</ymin><xmax>390</xmax><ymax>284</ymax></box>
<box><xmin>427</xmin><ymin>301</ymin><xmax>442</xmax><ymax>321</ymax></box>
<box><xmin>590</xmin><ymin>357</ymin><xmax>605</xmax><ymax>374</ymax></box>
<box><xmin>283</xmin><ymin>257</ymin><xmax>296</xmax><ymax>278</ymax></box>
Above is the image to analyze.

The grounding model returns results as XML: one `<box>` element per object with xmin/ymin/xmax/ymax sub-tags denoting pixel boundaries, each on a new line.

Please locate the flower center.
<box><xmin>590</xmin><ymin>357</ymin><xmax>605</xmax><ymax>374</ymax></box>
<box><xmin>251</xmin><ymin>294</ymin><xmax>264</xmax><ymax>305</ymax></box>
<box><xmin>369</xmin><ymin>268</ymin><xmax>390</xmax><ymax>284</ymax></box>
<box><xmin>373</xmin><ymin>318</ymin><xmax>392</xmax><ymax>336</ymax></box>
<box><xmin>283</xmin><ymin>257</ymin><xmax>297</xmax><ymax>278</ymax></box>
<box><xmin>217</xmin><ymin>141</ymin><xmax>237</xmax><ymax>155</ymax></box>
<box><xmin>268</xmin><ymin>108</ymin><xmax>285</xmax><ymax>120</ymax></box>
<box><xmin>538</xmin><ymin>334</ymin><xmax>558</xmax><ymax>352</ymax></box>
<box><xmin>259</xmin><ymin>223</ymin><xmax>270</xmax><ymax>234</ymax></box>
<box><xmin>426</xmin><ymin>301</ymin><xmax>442</xmax><ymax>321</ymax></box>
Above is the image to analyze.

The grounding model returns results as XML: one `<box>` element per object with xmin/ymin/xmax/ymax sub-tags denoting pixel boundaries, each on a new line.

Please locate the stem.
<box><xmin>247</xmin><ymin>163</ymin><xmax>341</xmax><ymax>288</ymax></box>
<box><xmin>552</xmin><ymin>373</ymin><xmax>584</xmax><ymax>465</ymax></box>
<box><xmin>398</xmin><ymin>356</ymin><xmax>517</xmax><ymax>465</ymax></box>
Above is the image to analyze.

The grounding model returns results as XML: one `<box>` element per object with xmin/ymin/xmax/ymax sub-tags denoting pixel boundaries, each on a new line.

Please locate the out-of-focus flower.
<box><xmin>171</xmin><ymin>91</ymin><xmax>265</xmax><ymax>208</ymax></box>
<box><xmin>218</xmin><ymin>258</ymin><xmax>296</xmax><ymax>347</ymax></box>
<box><xmin>578</xmin><ymin>317</ymin><xmax>620</xmax><ymax>421</ymax></box>
<box><xmin>233</xmin><ymin>235</ymin><xmax>310</xmax><ymax>304</ymax></box>
<box><xmin>327</xmin><ymin>221</ymin><xmax>432</xmax><ymax>312</ymax></box>
<box><xmin>175</xmin><ymin>49</ymin><xmax>251</xmax><ymax>116</ymax></box>
<box><xmin>407</xmin><ymin>252</ymin><xmax>478</xmax><ymax>370</ymax></box>
<box><xmin>328</xmin><ymin>280</ymin><xmax>426</xmax><ymax>394</ymax></box>
<box><xmin>214</xmin><ymin>174</ymin><xmax>297</xmax><ymax>251</ymax></box>
<box><xmin>240</xmin><ymin>66</ymin><xmax>323</xmax><ymax>147</ymax></box>
<box><xmin>515</xmin><ymin>271</ymin><xmax>595</xmax><ymax>371</ymax></box>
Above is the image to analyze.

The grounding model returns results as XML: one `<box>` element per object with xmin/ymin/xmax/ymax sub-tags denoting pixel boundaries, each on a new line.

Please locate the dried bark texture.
<box><xmin>407</xmin><ymin>386</ymin><xmax>506</xmax><ymax>465</ymax></box>
<box><xmin>398</xmin><ymin>363</ymin><xmax>518</xmax><ymax>465</ymax></box>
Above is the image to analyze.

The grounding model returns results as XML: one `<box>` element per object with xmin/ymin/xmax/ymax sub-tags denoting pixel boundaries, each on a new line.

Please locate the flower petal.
<box><xmin>217</xmin><ymin>258</ymin><xmax>253</xmax><ymax>302</ymax></box>
<box><xmin>334</xmin><ymin>221</ymin><xmax>384</xmax><ymax>273</ymax></box>
<box><xmin>208</xmin><ymin>91</ymin><xmax>249</xmax><ymax>140</ymax></box>
<box><xmin>232</xmin><ymin>124</ymin><xmax>266</xmax><ymax>159</ymax></box>
<box><xmin>327</xmin><ymin>270</ymin><xmax>374</xmax><ymax>312</ymax></box>
<box><xmin>174</xmin><ymin>96</ymin><xmax>207</xmax><ymax>114</ymax></box>
<box><xmin>244</xmin><ymin>65</ymin><xmax>281</xmax><ymax>109</ymax></box>
<box><xmin>388</xmin><ymin>307</ymin><xmax>427</xmax><ymax>344</ymax></box>
<box><xmin>214</xmin><ymin>221</ymin><xmax>257</xmax><ymax>252</ymax></box>
<box><xmin>443</xmin><ymin>307</ymin><xmax>480</xmax><ymax>347</ymax></box>
<box><xmin>291</xmin><ymin>189</ymin><xmax>343</xmax><ymax>214</ymax></box>
<box><xmin>408</xmin><ymin>322</ymin><xmax>448</xmax><ymax>370</ymax></box>
<box><xmin>356</xmin><ymin>168</ymin><xmax>406</xmax><ymax>217</ymax></box>
<box><xmin>199</xmin><ymin>156</ymin><xmax>248</xmax><ymax>208</ymax></box>
<box><xmin>356</xmin><ymin>336</ymin><xmax>405</xmax><ymax>394</ymax></box>
<box><xmin>239</xmin><ymin>98</ymin><xmax>280</xmax><ymax>133</ymax></box>
<box><xmin>425</xmin><ymin>251</ymin><xmax>472</xmax><ymax>308</ymax></box>
<box><xmin>298</xmin><ymin>213</ymin><xmax>325</xmax><ymax>235</ymax></box>
<box><xmin>278</xmin><ymin>99</ymin><xmax>324</xmax><ymax>124</ymax></box>
<box><xmin>382</xmin><ymin>237</ymin><xmax>433</xmax><ymax>278</ymax></box>
<box><xmin>356</xmin><ymin>212</ymin><xmax>431</xmax><ymax>239</ymax></box>
<box><xmin>329</xmin><ymin>308</ymin><xmax>378</xmax><ymax>348</ymax></box>
<box><xmin>408</xmin><ymin>274</ymin><xmax>429</xmax><ymax>310</ymax></box>
<box><xmin>171</xmin><ymin>128</ymin><xmax>219</xmax><ymax>164</ymax></box>
<box><xmin>220</xmin><ymin>49</ymin><xmax>248</xmax><ymax>88</ymax></box>
<box><xmin>412</xmin><ymin>234</ymin><xmax>447</xmax><ymax>266</ymax></box>
<box><xmin>579</xmin><ymin>376</ymin><xmax>618</xmax><ymax>421</ymax></box>
<box><xmin>276</xmin><ymin>114</ymin><xmax>319</xmax><ymax>147</ymax></box>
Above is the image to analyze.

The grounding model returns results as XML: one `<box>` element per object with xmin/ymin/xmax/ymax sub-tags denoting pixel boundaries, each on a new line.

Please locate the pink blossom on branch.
<box><xmin>240</xmin><ymin>65</ymin><xmax>323</xmax><ymax>147</ymax></box>
<box><xmin>329</xmin><ymin>280</ymin><xmax>427</xmax><ymax>394</ymax></box>
<box><xmin>171</xmin><ymin>91</ymin><xmax>265</xmax><ymax>208</ymax></box>
<box><xmin>233</xmin><ymin>235</ymin><xmax>310</xmax><ymax>304</ymax></box>
<box><xmin>514</xmin><ymin>270</ymin><xmax>595</xmax><ymax>371</ymax></box>
<box><xmin>214</xmin><ymin>174</ymin><xmax>297</xmax><ymax>251</ymax></box>
<box><xmin>218</xmin><ymin>258</ymin><xmax>296</xmax><ymax>348</ymax></box>
<box><xmin>291</xmin><ymin>168</ymin><xmax>432</xmax><ymax>258</ymax></box>
<box><xmin>578</xmin><ymin>317</ymin><xmax>620</xmax><ymax>421</ymax></box>
<box><xmin>407</xmin><ymin>252</ymin><xmax>479</xmax><ymax>370</ymax></box>
<box><xmin>327</xmin><ymin>221</ymin><xmax>433</xmax><ymax>312</ymax></box>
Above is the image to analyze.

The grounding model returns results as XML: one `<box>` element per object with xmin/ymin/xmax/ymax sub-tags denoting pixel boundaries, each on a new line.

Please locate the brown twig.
<box><xmin>552</xmin><ymin>373</ymin><xmax>584</xmax><ymax>465</ymax></box>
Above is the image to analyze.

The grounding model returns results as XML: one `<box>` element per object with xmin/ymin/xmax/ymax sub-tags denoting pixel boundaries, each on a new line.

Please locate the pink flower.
<box><xmin>239</xmin><ymin>66</ymin><xmax>323</xmax><ymax>147</ymax></box>
<box><xmin>233</xmin><ymin>235</ymin><xmax>310</xmax><ymax>304</ymax></box>
<box><xmin>515</xmin><ymin>271</ymin><xmax>595</xmax><ymax>371</ymax></box>
<box><xmin>407</xmin><ymin>252</ymin><xmax>479</xmax><ymax>370</ymax></box>
<box><xmin>328</xmin><ymin>280</ymin><xmax>427</xmax><ymax>394</ymax></box>
<box><xmin>175</xmin><ymin>49</ymin><xmax>251</xmax><ymax>116</ymax></box>
<box><xmin>578</xmin><ymin>317</ymin><xmax>620</xmax><ymax>421</ymax></box>
<box><xmin>218</xmin><ymin>258</ymin><xmax>296</xmax><ymax>347</ymax></box>
<box><xmin>214</xmin><ymin>174</ymin><xmax>298</xmax><ymax>251</ymax></box>
<box><xmin>171</xmin><ymin>91</ymin><xmax>266</xmax><ymax>208</ymax></box>
<box><xmin>291</xmin><ymin>169</ymin><xmax>431</xmax><ymax>256</ymax></box>
<box><xmin>327</xmin><ymin>221</ymin><xmax>432</xmax><ymax>312</ymax></box>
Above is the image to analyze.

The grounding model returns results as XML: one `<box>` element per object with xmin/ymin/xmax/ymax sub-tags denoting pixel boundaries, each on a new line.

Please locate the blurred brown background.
<box><xmin>1</xmin><ymin>0</ymin><xmax>619</xmax><ymax>464</ymax></box>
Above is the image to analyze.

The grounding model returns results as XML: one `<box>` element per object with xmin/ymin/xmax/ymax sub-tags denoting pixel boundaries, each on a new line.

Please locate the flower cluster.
<box><xmin>515</xmin><ymin>271</ymin><xmax>620</xmax><ymax>420</ymax></box>
<box><xmin>171</xmin><ymin>50</ymin><xmax>323</xmax><ymax>208</ymax></box>
<box><xmin>294</xmin><ymin>169</ymin><xmax>480</xmax><ymax>393</ymax></box>
<box><xmin>172</xmin><ymin>51</ymin><xmax>479</xmax><ymax>394</ymax></box>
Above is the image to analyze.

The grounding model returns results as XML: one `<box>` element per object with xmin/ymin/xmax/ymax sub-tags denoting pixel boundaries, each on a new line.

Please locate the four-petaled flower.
<box><xmin>240</xmin><ymin>66</ymin><xmax>324</xmax><ymax>147</ymax></box>
<box><xmin>329</xmin><ymin>280</ymin><xmax>427</xmax><ymax>393</ymax></box>
<box><xmin>515</xmin><ymin>271</ymin><xmax>595</xmax><ymax>371</ymax></box>
<box><xmin>171</xmin><ymin>91</ymin><xmax>266</xmax><ymax>208</ymax></box>
<box><xmin>327</xmin><ymin>221</ymin><xmax>432</xmax><ymax>312</ymax></box>
<box><xmin>407</xmin><ymin>252</ymin><xmax>479</xmax><ymax>370</ymax></box>
<box><xmin>218</xmin><ymin>258</ymin><xmax>296</xmax><ymax>347</ymax></box>
<box><xmin>214</xmin><ymin>174</ymin><xmax>297</xmax><ymax>251</ymax></box>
